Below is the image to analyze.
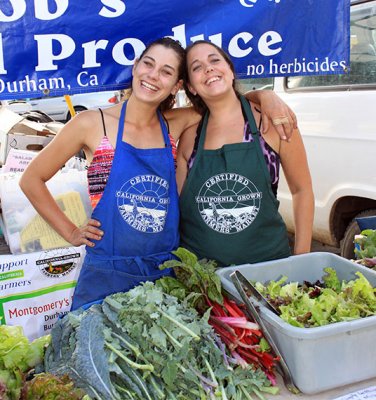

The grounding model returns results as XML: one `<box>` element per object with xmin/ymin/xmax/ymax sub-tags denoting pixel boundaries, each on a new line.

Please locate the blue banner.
<box><xmin>0</xmin><ymin>0</ymin><xmax>350</xmax><ymax>99</ymax></box>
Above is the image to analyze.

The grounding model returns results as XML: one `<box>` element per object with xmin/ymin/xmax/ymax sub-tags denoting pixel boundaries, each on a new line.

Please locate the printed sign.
<box><xmin>0</xmin><ymin>0</ymin><xmax>350</xmax><ymax>99</ymax></box>
<box><xmin>3</xmin><ymin>148</ymin><xmax>36</xmax><ymax>173</ymax></box>
<box><xmin>0</xmin><ymin>246</ymin><xmax>85</xmax><ymax>341</ymax></box>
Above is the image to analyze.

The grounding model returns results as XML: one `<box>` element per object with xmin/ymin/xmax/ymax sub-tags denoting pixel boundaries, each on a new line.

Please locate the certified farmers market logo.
<box><xmin>196</xmin><ymin>173</ymin><xmax>262</xmax><ymax>234</ymax></box>
<box><xmin>37</xmin><ymin>249</ymin><xmax>80</xmax><ymax>278</ymax></box>
<box><xmin>116</xmin><ymin>175</ymin><xmax>170</xmax><ymax>233</ymax></box>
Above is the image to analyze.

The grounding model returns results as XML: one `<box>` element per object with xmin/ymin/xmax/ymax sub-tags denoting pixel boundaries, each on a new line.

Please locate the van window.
<box><xmin>238</xmin><ymin>78</ymin><xmax>274</xmax><ymax>92</ymax></box>
<box><xmin>287</xmin><ymin>1</ymin><xmax>376</xmax><ymax>89</ymax></box>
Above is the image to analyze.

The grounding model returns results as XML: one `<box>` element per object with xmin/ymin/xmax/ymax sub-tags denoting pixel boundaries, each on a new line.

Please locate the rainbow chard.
<box><xmin>157</xmin><ymin>247</ymin><xmax>280</xmax><ymax>383</ymax></box>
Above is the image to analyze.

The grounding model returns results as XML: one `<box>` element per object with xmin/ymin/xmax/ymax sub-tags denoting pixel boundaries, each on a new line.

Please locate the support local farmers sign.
<box><xmin>0</xmin><ymin>0</ymin><xmax>350</xmax><ymax>99</ymax></box>
<box><xmin>0</xmin><ymin>246</ymin><xmax>85</xmax><ymax>341</ymax></box>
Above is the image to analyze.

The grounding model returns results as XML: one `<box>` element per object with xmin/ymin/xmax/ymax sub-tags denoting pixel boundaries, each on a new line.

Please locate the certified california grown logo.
<box><xmin>37</xmin><ymin>249</ymin><xmax>80</xmax><ymax>278</ymax></box>
<box><xmin>116</xmin><ymin>175</ymin><xmax>170</xmax><ymax>233</ymax></box>
<box><xmin>196</xmin><ymin>173</ymin><xmax>262</xmax><ymax>234</ymax></box>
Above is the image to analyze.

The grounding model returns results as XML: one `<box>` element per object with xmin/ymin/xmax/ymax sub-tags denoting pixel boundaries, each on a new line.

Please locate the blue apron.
<box><xmin>71</xmin><ymin>102</ymin><xmax>179</xmax><ymax>310</ymax></box>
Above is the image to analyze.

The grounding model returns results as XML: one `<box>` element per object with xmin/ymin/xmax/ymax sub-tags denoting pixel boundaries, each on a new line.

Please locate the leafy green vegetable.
<box><xmin>256</xmin><ymin>268</ymin><xmax>376</xmax><ymax>328</ymax></box>
<box><xmin>0</xmin><ymin>326</ymin><xmax>50</xmax><ymax>400</ymax></box>
<box><xmin>322</xmin><ymin>267</ymin><xmax>342</xmax><ymax>292</ymax></box>
<box><xmin>46</xmin><ymin>308</ymin><xmax>120</xmax><ymax>400</ymax></box>
<box><xmin>158</xmin><ymin>247</ymin><xmax>223</xmax><ymax>312</ymax></box>
<box><xmin>355</xmin><ymin>229</ymin><xmax>376</xmax><ymax>259</ymax></box>
<box><xmin>157</xmin><ymin>248</ymin><xmax>280</xmax><ymax>386</ymax></box>
<box><xmin>21</xmin><ymin>373</ymin><xmax>89</xmax><ymax>400</ymax></box>
<box><xmin>45</xmin><ymin>283</ymin><xmax>274</xmax><ymax>399</ymax></box>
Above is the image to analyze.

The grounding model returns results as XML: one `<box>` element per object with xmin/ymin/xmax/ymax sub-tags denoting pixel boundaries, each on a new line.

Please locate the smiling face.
<box><xmin>186</xmin><ymin>42</ymin><xmax>235</xmax><ymax>101</ymax></box>
<box><xmin>132</xmin><ymin>43</ymin><xmax>183</xmax><ymax>107</ymax></box>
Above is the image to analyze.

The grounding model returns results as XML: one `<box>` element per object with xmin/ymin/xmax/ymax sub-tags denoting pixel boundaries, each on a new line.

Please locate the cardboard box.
<box><xmin>0</xmin><ymin>107</ymin><xmax>24</xmax><ymax>164</ymax></box>
<box><xmin>6</xmin><ymin>132</ymin><xmax>54</xmax><ymax>154</ymax></box>
<box><xmin>0</xmin><ymin>107</ymin><xmax>57</xmax><ymax>164</ymax></box>
<box><xmin>216</xmin><ymin>253</ymin><xmax>376</xmax><ymax>394</ymax></box>
<box><xmin>10</xmin><ymin>119</ymin><xmax>54</xmax><ymax>137</ymax></box>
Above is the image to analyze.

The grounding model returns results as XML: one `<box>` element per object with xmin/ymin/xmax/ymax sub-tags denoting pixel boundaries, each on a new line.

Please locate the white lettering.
<box><xmin>191</xmin><ymin>34</ymin><xmax>205</xmax><ymax>42</ymax></box>
<box><xmin>34</xmin><ymin>0</ymin><xmax>68</xmax><ymax>20</ymax></box>
<box><xmin>247</xmin><ymin>64</ymin><xmax>264</xmax><ymax>76</ymax></box>
<box><xmin>228</xmin><ymin>32</ymin><xmax>253</xmax><ymax>58</ymax></box>
<box><xmin>0</xmin><ymin>74</ymin><xmax>66</xmax><ymax>93</ymax></box>
<box><xmin>89</xmin><ymin>74</ymin><xmax>98</xmax><ymax>85</ymax></box>
<box><xmin>112</xmin><ymin>38</ymin><xmax>145</xmax><ymax>65</ymax></box>
<box><xmin>77</xmin><ymin>71</ymin><xmax>89</xmax><ymax>86</ymax></box>
<box><xmin>258</xmin><ymin>31</ymin><xmax>282</xmax><ymax>56</ymax></box>
<box><xmin>0</xmin><ymin>33</ymin><xmax>7</xmax><ymax>73</ymax></box>
<box><xmin>166</xmin><ymin>24</ymin><xmax>187</xmax><ymax>48</ymax></box>
<box><xmin>82</xmin><ymin>40</ymin><xmax>108</xmax><ymax>68</ymax></box>
<box><xmin>208</xmin><ymin>33</ymin><xmax>222</xmax><ymax>47</ymax></box>
<box><xmin>239</xmin><ymin>0</ymin><xmax>257</xmax><ymax>7</ymax></box>
<box><xmin>99</xmin><ymin>0</ymin><xmax>126</xmax><ymax>18</ymax></box>
<box><xmin>0</xmin><ymin>0</ymin><xmax>25</xmax><ymax>22</ymax></box>
<box><xmin>35</xmin><ymin>34</ymin><xmax>75</xmax><ymax>71</ymax></box>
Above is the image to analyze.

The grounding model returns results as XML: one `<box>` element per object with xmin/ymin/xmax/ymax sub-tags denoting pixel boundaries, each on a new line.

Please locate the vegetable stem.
<box><xmin>105</xmin><ymin>342</ymin><xmax>154</xmax><ymax>372</ymax></box>
<box><xmin>162</xmin><ymin>327</ymin><xmax>183</xmax><ymax>349</ymax></box>
<box><xmin>111</xmin><ymin>331</ymin><xmax>141</xmax><ymax>357</ymax></box>
<box><xmin>158</xmin><ymin>308</ymin><xmax>200</xmax><ymax>341</ymax></box>
<box><xmin>240</xmin><ymin>385</ymin><xmax>255</xmax><ymax>400</ymax></box>
<box><xmin>188</xmin><ymin>365</ymin><xmax>217</xmax><ymax>388</ymax></box>
<box><xmin>204</xmin><ymin>357</ymin><xmax>218</xmax><ymax>386</ymax></box>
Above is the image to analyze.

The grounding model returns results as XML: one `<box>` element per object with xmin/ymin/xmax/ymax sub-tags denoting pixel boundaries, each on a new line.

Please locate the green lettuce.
<box><xmin>256</xmin><ymin>268</ymin><xmax>376</xmax><ymax>328</ymax></box>
<box><xmin>0</xmin><ymin>325</ymin><xmax>50</xmax><ymax>400</ymax></box>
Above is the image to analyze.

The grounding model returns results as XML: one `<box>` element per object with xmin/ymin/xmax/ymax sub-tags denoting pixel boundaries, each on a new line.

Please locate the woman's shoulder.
<box><xmin>70</xmin><ymin>104</ymin><xmax>123</xmax><ymax>134</ymax></box>
<box><xmin>61</xmin><ymin>108</ymin><xmax>114</xmax><ymax>154</ymax></box>
<box><xmin>68</xmin><ymin>108</ymin><xmax>102</xmax><ymax>130</ymax></box>
<box><xmin>164</xmin><ymin>106</ymin><xmax>201</xmax><ymax>141</ymax></box>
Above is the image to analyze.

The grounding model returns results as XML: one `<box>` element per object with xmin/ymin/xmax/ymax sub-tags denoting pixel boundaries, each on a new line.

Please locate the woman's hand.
<box><xmin>245</xmin><ymin>90</ymin><xmax>297</xmax><ymax>141</ymax></box>
<box><xmin>68</xmin><ymin>219</ymin><xmax>104</xmax><ymax>247</ymax></box>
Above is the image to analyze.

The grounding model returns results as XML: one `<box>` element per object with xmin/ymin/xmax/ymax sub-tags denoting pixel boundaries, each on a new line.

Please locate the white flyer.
<box><xmin>333</xmin><ymin>386</ymin><xmax>376</xmax><ymax>400</ymax></box>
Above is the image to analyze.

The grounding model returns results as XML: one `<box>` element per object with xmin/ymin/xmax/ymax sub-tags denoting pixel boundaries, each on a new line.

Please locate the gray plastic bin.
<box><xmin>216</xmin><ymin>252</ymin><xmax>376</xmax><ymax>394</ymax></box>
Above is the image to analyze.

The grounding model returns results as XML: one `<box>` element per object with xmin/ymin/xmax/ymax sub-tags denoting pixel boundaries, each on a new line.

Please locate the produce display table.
<box><xmin>270</xmin><ymin>376</ymin><xmax>376</xmax><ymax>400</ymax></box>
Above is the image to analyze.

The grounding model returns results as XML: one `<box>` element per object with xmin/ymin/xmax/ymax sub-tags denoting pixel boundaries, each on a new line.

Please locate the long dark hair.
<box><xmin>183</xmin><ymin>40</ymin><xmax>240</xmax><ymax>115</ymax></box>
<box><xmin>133</xmin><ymin>37</ymin><xmax>186</xmax><ymax>112</ymax></box>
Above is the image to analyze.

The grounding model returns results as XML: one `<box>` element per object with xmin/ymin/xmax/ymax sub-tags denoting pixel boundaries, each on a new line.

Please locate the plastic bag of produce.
<box><xmin>0</xmin><ymin>169</ymin><xmax>91</xmax><ymax>254</ymax></box>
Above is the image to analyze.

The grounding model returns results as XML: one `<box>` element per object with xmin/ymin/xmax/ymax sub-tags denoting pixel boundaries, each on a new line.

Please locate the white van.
<box><xmin>259</xmin><ymin>0</ymin><xmax>376</xmax><ymax>258</ymax></box>
<box><xmin>28</xmin><ymin>91</ymin><xmax>119</xmax><ymax>122</ymax></box>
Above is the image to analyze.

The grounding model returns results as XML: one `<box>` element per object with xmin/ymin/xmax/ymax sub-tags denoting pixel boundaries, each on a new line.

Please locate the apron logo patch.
<box><xmin>196</xmin><ymin>173</ymin><xmax>262</xmax><ymax>234</ymax></box>
<box><xmin>116</xmin><ymin>174</ymin><xmax>170</xmax><ymax>233</ymax></box>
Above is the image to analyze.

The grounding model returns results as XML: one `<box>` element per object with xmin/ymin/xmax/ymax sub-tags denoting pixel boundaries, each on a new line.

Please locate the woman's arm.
<box><xmin>175</xmin><ymin>124</ymin><xmax>198</xmax><ymax>194</ymax></box>
<box><xmin>163</xmin><ymin>107</ymin><xmax>201</xmax><ymax>142</ymax></box>
<box><xmin>19</xmin><ymin>111</ymin><xmax>103</xmax><ymax>247</ymax></box>
<box><xmin>165</xmin><ymin>90</ymin><xmax>297</xmax><ymax>143</ymax></box>
<box><xmin>245</xmin><ymin>90</ymin><xmax>297</xmax><ymax>141</ymax></box>
<box><xmin>279</xmin><ymin>128</ymin><xmax>314</xmax><ymax>254</ymax></box>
